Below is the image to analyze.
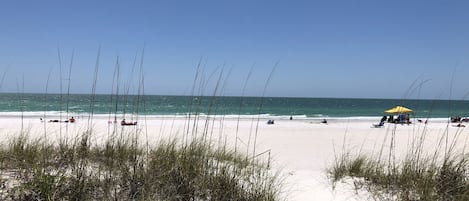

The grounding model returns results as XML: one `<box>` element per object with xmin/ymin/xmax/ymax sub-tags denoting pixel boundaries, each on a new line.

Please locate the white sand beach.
<box><xmin>0</xmin><ymin>116</ymin><xmax>465</xmax><ymax>200</ymax></box>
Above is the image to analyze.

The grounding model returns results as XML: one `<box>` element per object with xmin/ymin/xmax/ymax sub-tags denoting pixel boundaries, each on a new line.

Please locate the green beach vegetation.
<box><xmin>0</xmin><ymin>128</ymin><xmax>280</xmax><ymax>200</ymax></box>
<box><xmin>328</xmin><ymin>120</ymin><xmax>469</xmax><ymax>200</ymax></box>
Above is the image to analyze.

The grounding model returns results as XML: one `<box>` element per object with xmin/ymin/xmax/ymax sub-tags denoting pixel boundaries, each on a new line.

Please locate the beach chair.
<box><xmin>372</xmin><ymin>121</ymin><xmax>385</xmax><ymax>128</ymax></box>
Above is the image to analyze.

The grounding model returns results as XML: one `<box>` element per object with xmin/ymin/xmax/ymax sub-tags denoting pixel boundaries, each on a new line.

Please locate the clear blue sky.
<box><xmin>1</xmin><ymin>0</ymin><xmax>469</xmax><ymax>99</ymax></box>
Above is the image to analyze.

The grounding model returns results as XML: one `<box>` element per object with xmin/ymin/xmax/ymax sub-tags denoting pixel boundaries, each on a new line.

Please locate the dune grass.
<box><xmin>328</xmin><ymin>122</ymin><xmax>469</xmax><ymax>201</ymax></box>
<box><xmin>0</xmin><ymin>129</ymin><xmax>280</xmax><ymax>201</ymax></box>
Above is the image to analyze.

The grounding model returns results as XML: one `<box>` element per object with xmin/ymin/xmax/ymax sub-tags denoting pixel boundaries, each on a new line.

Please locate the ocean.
<box><xmin>1</xmin><ymin>93</ymin><xmax>468</xmax><ymax>120</ymax></box>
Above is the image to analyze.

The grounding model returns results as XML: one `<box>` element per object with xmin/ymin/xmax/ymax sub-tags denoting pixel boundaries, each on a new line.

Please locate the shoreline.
<box><xmin>0</xmin><ymin>112</ymin><xmax>456</xmax><ymax>122</ymax></box>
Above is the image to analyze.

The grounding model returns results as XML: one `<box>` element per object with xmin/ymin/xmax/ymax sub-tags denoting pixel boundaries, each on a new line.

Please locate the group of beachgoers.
<box><xmin>373</xmin><ymin>114</ymin><xmax>412</xmax><ymax>128</ymax></box>
<box><xmin>374</xmin><ymin>115</ymin><xmax>469</xmax><ymax>128</ymax></box>
<box><xmin>267</xmin><ymin>117</ymin><xmax>328</xmax><ymax>125</ymax></box>
<box><xmin>41</xmin><ymin>117</ymin><xmax>76</xmax><ymax>123</ymax></box>
<box><xmin>386</xmin><ymin>114</ymin><xmax>411</xmax><ymax>124</ymax></box>
<box><xmin>105</xmin><ymin>118</ymin><xmax>137</xmax><ymax>126</ymax></box>
<box><xmin>41</xmin><ymin>117</ymin><xmax>137</xmax><ymax>126</ymax></box>
<box><xmin>451</xmin><ymin>116</ymin><xmax>469</xmax><ymax>127</ymax></box>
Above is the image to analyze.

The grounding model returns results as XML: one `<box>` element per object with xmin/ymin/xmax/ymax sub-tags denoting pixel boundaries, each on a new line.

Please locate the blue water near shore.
<box><xmin>1</xmin><ymin>93</ymin><xmax>468</xmax><ymax>119</ymax></box>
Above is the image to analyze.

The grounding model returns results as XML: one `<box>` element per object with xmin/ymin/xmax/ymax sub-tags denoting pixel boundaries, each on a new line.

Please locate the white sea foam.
<box><xmin>0</xmin><ymin>111</ymin><xmax>451</xmax><ymax>123</ymax></box>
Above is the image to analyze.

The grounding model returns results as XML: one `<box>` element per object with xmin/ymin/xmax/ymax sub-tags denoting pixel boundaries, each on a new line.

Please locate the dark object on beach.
<box><xmin>388</xmin><ymin>115</ymin><xmax>394</xmax><ymax>123</ymax></box>
<box><xmin>373</xmin><ymin>116</ymin><xmax>386</xmax><ymax>127</ymax></box>
<box><xmin>48</xmin><ymin>118</ymin><xmax>76</xmax><ymax>123</ymax></box>
<box><xmin>267</xmin><ymin>120</ymin><xmax>275</xmax><ymax>125</ymax></box>
<box><xmin>451</xmin><ymin>116</ymin><xmax>462</xmax><ymax>123</ymax></box>
<box><xmin>121</xmin><ymin>119</ymin><xmax>137</xmax><ymax>126</ymax></box>
<box><xmin>380</xmin><ymin>116</ymin><xmax>387</xmax><ymax>123</ymax></box>
<box><xmin>372</xmin><ymin>121</ymin><xmax>385</xmax><ymax>128</ymax></box>
<box><xmin>290</xmin><ymin>116</ymin><xmax>293</xmax><ymax>120</ymax></box>
<box><xmin>321</xmin><ymin>119</ymin><xmax>327</xmax><ymax>124</ymax></box>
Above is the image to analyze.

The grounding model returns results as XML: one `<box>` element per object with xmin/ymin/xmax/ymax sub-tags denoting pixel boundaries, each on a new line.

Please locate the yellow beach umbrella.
<box><xmin>385</xmin><ymin>106</ymin><xmax>413</xmax><ymax>114</ymax></box>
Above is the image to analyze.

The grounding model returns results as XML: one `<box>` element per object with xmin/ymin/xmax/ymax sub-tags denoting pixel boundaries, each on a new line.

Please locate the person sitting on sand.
<box><xmin>121</xmin><ymin>119</ymin><xmax>137</xmax><ymax>126</ymax></box>
<box><xmin>69</xmin><ymin>117</ymin><xmax>75</xmax><ymax>123</ymax></box>
<box><xmin>372</xmin><ymin>120</ymin><xmax>385</xmax><ymax>128</ymax></box>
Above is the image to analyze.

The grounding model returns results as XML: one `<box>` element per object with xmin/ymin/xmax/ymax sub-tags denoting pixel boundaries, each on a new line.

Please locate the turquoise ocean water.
<box><xmin>1</xmin><ymin>93</ymin><xmax>469</xmax><ymax>120</ymax></box>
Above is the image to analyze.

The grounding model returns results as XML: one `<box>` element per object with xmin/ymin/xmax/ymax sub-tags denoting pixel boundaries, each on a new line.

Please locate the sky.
<box><xmin>1</xmin><ymin>0</ymin><xmax>469</xmax><ymax>99</ymax></box>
